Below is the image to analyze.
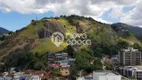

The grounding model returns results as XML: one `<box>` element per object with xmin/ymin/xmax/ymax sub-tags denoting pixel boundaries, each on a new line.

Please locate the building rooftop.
<box><xmin>94</xmin><ymin>71</ymin><xmax>120</xmax><ymax>76</ymax></box>
<box><xmin>122</xmin><ymin>66</ymin><xmax>142</xmax><ymax>71</ymax></box>
<box><xmin>134</xmin><ymin>66</ymin><xmax>142</xmax><ymax>70</ymax></box>
<box><xmin>121</xmin><ymin>47</ymin><xmax>139</xmax><ymax>52</ymax></box>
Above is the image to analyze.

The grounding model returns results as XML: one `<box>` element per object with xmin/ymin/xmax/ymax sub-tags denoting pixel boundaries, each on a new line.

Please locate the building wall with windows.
<box><xmin>119</xmin><ymin>47</ymin><xmax>142</xmax><ymax>66</ymax></box>
<box><xmin>118</xmin><ymin>66</ymin><xmax>142</xmax><ymax>80</ymax></box>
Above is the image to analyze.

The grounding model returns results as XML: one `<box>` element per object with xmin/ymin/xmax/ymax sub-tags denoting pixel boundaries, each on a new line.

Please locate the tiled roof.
<box><xmin>59</xmin><ymin>76</ymin><xmax>66</xmax><ymax>80</ymax></box>
<box><xmin>24</xmin><ymin>70</ymin><xmax>34</xmax><ymax>74</ymax></box>
<box><xmin>6</xmin><ymin>73</ymin><xmax>14</xmax><ymax>77</ymax></box>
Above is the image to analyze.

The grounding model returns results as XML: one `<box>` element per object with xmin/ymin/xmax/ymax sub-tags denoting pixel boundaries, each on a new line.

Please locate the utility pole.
<box><xmin>35</xmin><ymin>16</ymin><xmax>38</xmax><ymax>34</ymax></box>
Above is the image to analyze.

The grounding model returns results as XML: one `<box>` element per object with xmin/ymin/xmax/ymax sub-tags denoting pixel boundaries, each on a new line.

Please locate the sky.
<box><xmin>0</xmin><ymin>0</ymin><xmax>142</xmax><ymax>31</ymax></box>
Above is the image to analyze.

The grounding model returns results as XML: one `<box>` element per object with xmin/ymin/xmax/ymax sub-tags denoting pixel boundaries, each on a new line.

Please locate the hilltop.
<box><xmin>0</xmin><ymin>27</ymin><xmax>9</xmax><ymax>34</ymax></box>
<box><xmin>0</xmin><ymin>15</ymin><xmax>142</xmax><ymax>62</ymax></box>
<box><xmin>111</xmin><ymin>23</ymin><xmax>142</xmax><ymax>35</ymax></box>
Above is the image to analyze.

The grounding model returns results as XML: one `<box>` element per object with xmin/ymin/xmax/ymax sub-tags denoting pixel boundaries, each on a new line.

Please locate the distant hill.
<box><xmin>111</xmin><ymin>23</ymin><xmax>142</xmax><ymax>35</ymax></box>
<box><xmin>0</xmin><ymin>15</ymin><xmax>141</xmax><ymax>62</ymax></box>
<box><xmin>0</xmin><ymin>27</ymin><xmax>9</xmax><ymax>34</ymax></box>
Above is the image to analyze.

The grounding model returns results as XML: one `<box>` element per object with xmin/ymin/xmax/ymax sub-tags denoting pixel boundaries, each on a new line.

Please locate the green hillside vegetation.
<box><xmin>3</xmin><ymin>52</ymin><xmax>48</xmax><ymax>71</ymax></box>
<box><xmin>0</xmin><ymin>15</ymin><xmax>142</xmax><ymax>71</ymax></box>
<box><xmin>31</xmin><ymin>39</ymin><xmax>68</xmax><ymax>53</ymax></box>
<box><xmin>59</xmin><ymin>18</ymin><xmax>76</xmax><ymax>33</ymax></box>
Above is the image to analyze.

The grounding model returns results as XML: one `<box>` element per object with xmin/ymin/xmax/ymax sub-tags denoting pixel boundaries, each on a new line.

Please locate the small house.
<box><xmin>60</xmin><ymin>66</ymin><xmax>70</xmax><ymax>77</ymax></box>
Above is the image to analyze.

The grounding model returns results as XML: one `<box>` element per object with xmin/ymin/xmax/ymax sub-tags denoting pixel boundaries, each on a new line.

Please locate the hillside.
<box><xmin>0</xmin><ymin>27</ymin><xmax>9</xmax><ymax>34</ymax></box>
<box><xmin>111</xmin><ymin>23</ymin><xmax>142</xmax><ymax>35</ymax></box>
<box><xmin>0</xmin><ymin>15</ymin><xmax>142</xmax><ymax>62</ymax></box>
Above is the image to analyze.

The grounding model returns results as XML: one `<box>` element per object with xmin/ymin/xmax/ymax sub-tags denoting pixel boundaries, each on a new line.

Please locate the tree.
<box><xmin>53</xmin><ymin>68</ymin><xmax>61</xmax><ymax>77</ymax></box>
<box><xmin>33</xmin><ymin>61</ymin><xmax>44</xmax><ymax>70</ymax></box>
<box><xmin>93</xmin><ymin>59</ymin><xmax>103</xmax><ymax>70</ymax></box>
<box><xmin>8</xmin><ymin>31</ymin><xmax>14</xmax><ymax>35</ymax></box>
<box><xmin>93</xmin><ymin>43</ymin><xmax>119</xmax><ymax>57</ymax></box>
<box><xmin>132</xmin><ymin>75</ymin><xmax>136</xmax><ymax>79</ymax></box>
<box><xmin>0</xmin><ymin>35</ymin><xmax>7</xmax><ymax>41</ymax></box>
<box><xmin>27</xmin><ymin>52</ymin><xmax>48</xmax><ymax>70</ymax></box>
<box><xmin>4</xmin><ymin>52</ymin><xmax>48</xmax><ymax>71</ymax></box>
<box><xmin>117</xmin><ymin>40</ymin><xmax>129</xmax><ymax>49</ymax></box>
<box><xmin>84</xmin><ymin>67</ymin><xmax>93</xmax><ymax>73</ymax></box>
<box><xmin>70</xmin><ymin>64</ymin><xmax>78</xmax><ymax>79</ymax></box>
<box><xmin>122</xmin><ymin>31</ymin><xmax>134</xmax><ymax>38</ymax></box>
<box><xmin>93</xmin><ymin>47</ymin><xmax>103</xmax><ymax>58</ymax></box>
<box><xmin>105</xmin><ymin>65</ymin><xmax>113</xmax><ymax>70</ymax></box>
<box><xmin>65</xmin><ymin>45</ymin><xmax>75</xmax><ymax>57</ymax></box>
<box><xmin>74</xmin><ymin>48</ymin><xmax>93</xmax><ymax>70</ymax></box>
<box><xmin>133</xmin><ymin>43</ymin><xmax>142</xmax><ymax>51</ymax></box>
<box><xmin>54</xmin><ymin>17</ymin><xmax>59</xmax><ymax>20</ymax></box>
<box><xmin>75</xmin><ymin>55</ymin><xmax>90</xmax><ymax>70</ymax></box>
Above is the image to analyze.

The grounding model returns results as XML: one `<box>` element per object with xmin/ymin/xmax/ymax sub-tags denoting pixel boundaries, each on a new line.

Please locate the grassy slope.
<box><xmin>30</xmin><ymin>18</ymin><xmax>72</xmax><ymax>53</ymax></box>
<box><xmin>19</xmin><ymin>21</ymin><xmax>44</xmax><ymax>38</ymax></box>
<box><xmin>59</xmin><ymin>18</ymin><xmax>76</xmax><ymax>34</ymax></box>
<box><xmin>31</xmin><ymin>39</ymin><xmax>68</xmax><ymax>53</ymax></box>
<box><xmin>20</xmin><ymin>19</ymin><xmax>67</xmax><ymax>53</ymax></box>
<box><xmin>0</xmin><ymin>16</ymin><xmax>141</xmax><ymax>58</ymax></box>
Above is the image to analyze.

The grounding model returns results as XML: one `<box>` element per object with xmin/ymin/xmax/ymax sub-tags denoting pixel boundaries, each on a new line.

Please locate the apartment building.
<box><xmin>118</xmin><ymin>47</ymin><xmax>142</xmax><ymax>66</ymax></box>
<box><xmin>118</xmin><ymin>66</ymin><xmax>142</xmax><ymax>80</ymax></box>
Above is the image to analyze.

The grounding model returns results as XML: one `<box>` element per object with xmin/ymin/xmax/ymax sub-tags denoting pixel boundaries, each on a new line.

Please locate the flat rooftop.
<box><xmin>123</xmin><ymin>66</ymin><xmax>142</xmax><ymax>71</ymax></box>
<box><xmin>124</xmin><ymin>66</ymin><xmax>142</xmax><ymax>69</ymax></box>
<box><xmin>94</xmin><ymin>71</ymin><xmax>120</xmax><ymax>76</ymax></box>
<box><xmin>134</xmin><ymin>66</ymin><xmax>142</xmax><ymax>70</ymax></box>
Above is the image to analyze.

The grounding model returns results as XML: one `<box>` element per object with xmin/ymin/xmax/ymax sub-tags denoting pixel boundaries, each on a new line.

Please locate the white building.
<box><xmin>118</xmin><ymin>66</ymin><xmax>142</xmax><ymax>80</ymax></box>
<box><xmin>77</xmin><ymin>77</ymin><xmax>85</xmax><ymax>80</ymax></box>
<box><xmin>30</xmin><ymin>75</ymin><xmax>41</xmax><ymax>80</ymax></box>
<box><xmin>93</xmin><ymin>71</ymin><xmax>121</xmax><ymax>80</ymax></box>
<box><xmin>77</xmin><ymin>74</ymin><xmax>93</xmax><ymax>80</ymax></box>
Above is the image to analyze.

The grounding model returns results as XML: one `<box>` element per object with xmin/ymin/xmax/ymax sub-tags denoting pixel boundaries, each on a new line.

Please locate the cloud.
<box><xmin>0</xmin><ymin>0</ymin><xmax>141</xmax><ymax>26</ymax></box>
<box><xmin>90</xmin><ymin>0</ymin><xmax>136</xmax><ymax>5</ymax></box>
<box><xmin>108</xmin><ymin>6</ymin><xmax>124</xmax><ymax>19</ymax></box>
<box><xmin>120</xmin><ymin>0</ymin><xmax>142</xmax><ymax>27</ymax></box>
<box><xmin>0</xmin><ymin>0</ymin><xmax>36</xmax><ymax>14</ymax></box>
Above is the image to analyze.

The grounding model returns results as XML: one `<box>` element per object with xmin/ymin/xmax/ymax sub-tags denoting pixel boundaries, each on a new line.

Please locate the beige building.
<box><xmin>119</xmin><ymin>47</ymin><xmax>142</xmax><ymax>66</ymax></box>
<box><xmin>60</xmin><ymin>66</ymin><xmax>70</xmax><ymax>76</ymax></box>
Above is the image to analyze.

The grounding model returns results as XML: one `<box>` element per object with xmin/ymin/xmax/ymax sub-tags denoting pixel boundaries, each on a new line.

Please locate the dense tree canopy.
<box><xmin>74</xmin><ymin>48</ymin><xmax>103</xmax><ymax>72</ymax></box>
<box><xmin>4</xmin><ymin>52</ymin><xmax>48</xmax><ymax>71</ymax></box>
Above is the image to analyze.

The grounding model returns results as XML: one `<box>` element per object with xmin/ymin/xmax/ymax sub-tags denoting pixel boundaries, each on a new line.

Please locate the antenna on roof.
<box><xmin>36</xmin><ymin>16</ymin><xmax>38</xmax><ymax>21</ymax></box>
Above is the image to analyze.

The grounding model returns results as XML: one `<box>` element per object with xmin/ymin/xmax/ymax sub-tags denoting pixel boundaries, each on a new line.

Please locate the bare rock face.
<box><xmin>37</xmin><ymin>19</ymin><xmax>65</xmax><ymax>39</ymax></box>
<box><xmin>76</xmin><ymin>22</ymin><xmax>84</xmax><ymax>33</ymax></box>
<box><xmin>37</xmin><ymin>28</ymin><xmax>52</xmax><ymax>39</ymax></box>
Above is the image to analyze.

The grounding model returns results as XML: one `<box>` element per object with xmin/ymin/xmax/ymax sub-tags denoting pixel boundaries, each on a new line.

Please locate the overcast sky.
<box><xmin>0</xmin><ymin>0</ymin><xmax>142</xmax><ymax>31</ymax></box>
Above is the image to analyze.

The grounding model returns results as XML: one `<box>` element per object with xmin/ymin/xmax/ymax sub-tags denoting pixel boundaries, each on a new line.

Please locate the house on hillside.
<box><xmin>55</xmin><ymin>52</ymin><xmax>68</xmax><ymax>60</ymax></box>
<box><xmin>60</xmin><ymin>66</ymin><xmax>70</xmax><ymax>77</ymax></box>
<box><xmin>47</xmin><ymin>52</ymin><xmax>75</xmax><ymax>73</ymax></box>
